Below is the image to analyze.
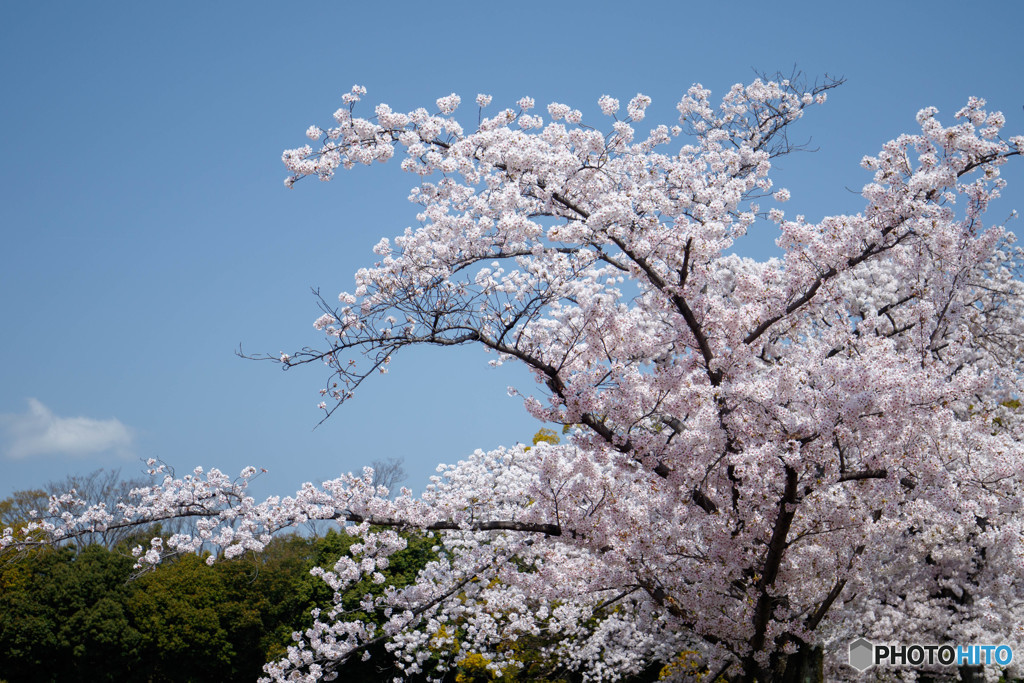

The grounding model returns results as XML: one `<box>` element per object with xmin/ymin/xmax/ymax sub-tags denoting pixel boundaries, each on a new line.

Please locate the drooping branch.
<box><xmin>345</xmin><ymin>513</ymin><xmax>562</xmax><ymax>537</ymax></box>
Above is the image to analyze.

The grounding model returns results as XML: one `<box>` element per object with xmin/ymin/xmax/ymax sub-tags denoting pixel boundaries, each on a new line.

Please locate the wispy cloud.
<box><xmin>1</xmin><ymin>399</ymin><xmax>134</xmax><ymax>460</ymax></box>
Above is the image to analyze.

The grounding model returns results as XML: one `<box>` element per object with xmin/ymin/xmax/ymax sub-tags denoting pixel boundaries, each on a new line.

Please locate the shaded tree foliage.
<box><xmin>0</xmin><ymin>518</ymin><xmax>473</xmax><ymax>682</ymax></box>
<box><xmin>0</xmin><ymin>528</ymin><xmax>386</xmax><ymax>681</ymax></box>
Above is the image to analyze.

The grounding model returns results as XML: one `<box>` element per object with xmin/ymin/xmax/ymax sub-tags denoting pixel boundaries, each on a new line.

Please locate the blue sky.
<box><xmin>2</xmin><ymin>1</ymin><xmax>1022</xmax><ymax>503</ymax></box>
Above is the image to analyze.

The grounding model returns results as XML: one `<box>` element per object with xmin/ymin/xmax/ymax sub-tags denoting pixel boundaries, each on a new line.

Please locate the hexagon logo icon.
<box><xmin>849</xmin><ymin>638</ymin><xmax>875</xmax><ymax>672</ymax></box>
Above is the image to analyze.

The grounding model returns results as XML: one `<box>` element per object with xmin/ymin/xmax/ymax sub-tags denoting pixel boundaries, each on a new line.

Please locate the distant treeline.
<box><xmin>0</xmin><ymin>528</ymin><xmax>437</xmax><ymax>682</ymax></box>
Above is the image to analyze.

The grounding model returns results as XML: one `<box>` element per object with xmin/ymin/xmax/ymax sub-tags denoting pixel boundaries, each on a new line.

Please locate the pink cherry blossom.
<box><xmin>5</xmin><ymin>74</ymin><xmax>1024</xmax><ymax>683</ymax></box>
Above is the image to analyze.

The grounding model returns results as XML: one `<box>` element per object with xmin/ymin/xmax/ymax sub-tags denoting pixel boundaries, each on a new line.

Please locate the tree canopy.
<box><xmin>4</xmin><ymin>74</ymin><xmax>1024</xmax><ymax>682</ymax></box>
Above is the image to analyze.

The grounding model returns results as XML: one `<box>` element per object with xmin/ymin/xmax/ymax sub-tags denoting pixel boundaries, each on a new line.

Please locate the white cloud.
<box><xmin>1</xmin><ymin>398</ymin><xmax>134</xmax><ymax>460</ymax></box>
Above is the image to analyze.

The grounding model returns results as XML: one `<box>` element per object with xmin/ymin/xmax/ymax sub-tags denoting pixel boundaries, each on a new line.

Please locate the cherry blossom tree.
<box><xmin>5</xmin><ymin>74</ymin><xmax>1024</xmax><ymax>682</ymax></box>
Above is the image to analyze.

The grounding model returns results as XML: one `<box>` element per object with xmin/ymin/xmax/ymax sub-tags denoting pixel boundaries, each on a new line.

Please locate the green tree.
<box><xmin>0</xmin><ymin>545</ymin><xmax>142</xmax><ymax>682</ymax></box>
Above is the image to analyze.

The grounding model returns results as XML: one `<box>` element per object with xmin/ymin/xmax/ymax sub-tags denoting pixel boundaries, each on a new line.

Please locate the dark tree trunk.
<box><xmin>958</xmin><ymin>664</ymin><xmax>984</xmax><ymax>683</ymax></box>
<box><xmin>779</xmin><ymin>644</ymin><xmax>823</xmax><ymax>683</ymax></box>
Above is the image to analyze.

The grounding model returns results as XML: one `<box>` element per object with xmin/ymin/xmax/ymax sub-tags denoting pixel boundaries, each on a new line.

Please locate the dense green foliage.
<box><xmin>0</xmin><ymin>528</ymin><xmax>439</xmax><ymax>682</ymax></box>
